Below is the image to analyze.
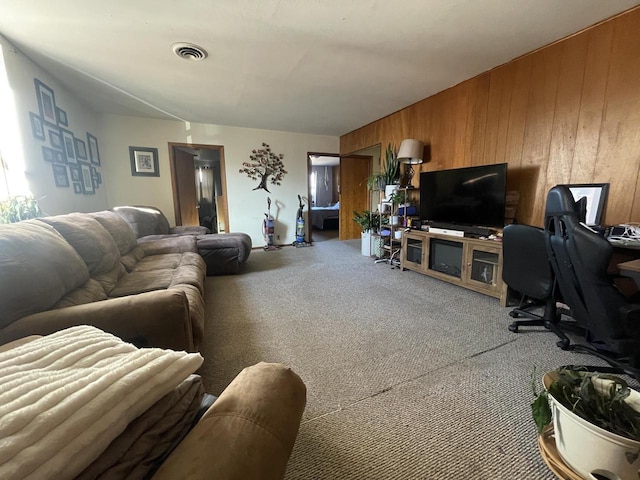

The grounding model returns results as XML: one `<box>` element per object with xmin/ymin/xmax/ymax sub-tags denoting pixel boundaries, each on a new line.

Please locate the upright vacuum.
<box><xmin>293</xmin><ymin>194</ymin><xmax>308</xmax><ymax>247</ymax></box>
<box><xmin>263</xmin><ymin>197</ymin><xmax>278</xmax><ymax>250</ymax></box>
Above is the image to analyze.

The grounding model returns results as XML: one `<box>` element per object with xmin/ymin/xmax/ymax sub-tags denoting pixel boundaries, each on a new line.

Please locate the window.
<box><xmin>310</xmin><ymin>171</ymin><xmax>317</xmax><ymax>206</ymax></box>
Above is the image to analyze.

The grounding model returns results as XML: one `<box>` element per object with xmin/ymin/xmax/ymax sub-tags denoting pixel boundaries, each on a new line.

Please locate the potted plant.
<box><xmin>533</xmin><ymin>368</ymin><xmax>640</xmax><ymax>479</ymax></box>
<box><xmin>353</xmin><ymin>210</ymin><xmax>386</xmax><ymax>256</ymax></box>
<box><xmin>366</xmin><ymin>144</ymin><xmax>399</xmax><ymax>192</ymax></box>
<box><xmin>0</xmin><ymin>195</ymin><xmax>42</xmax><ymax>224</ymax></box>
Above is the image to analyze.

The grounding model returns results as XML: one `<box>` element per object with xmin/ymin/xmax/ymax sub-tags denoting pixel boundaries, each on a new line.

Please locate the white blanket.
<box><xmin>0</xmin><ymin>325</ymin><xmax>203</xmax><ymax>480</ymax></box>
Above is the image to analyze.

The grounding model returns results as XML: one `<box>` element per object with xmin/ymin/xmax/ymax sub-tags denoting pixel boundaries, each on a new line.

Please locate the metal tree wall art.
<box><xmin>240</xmin><ymin>143</ymin><xmax>287</xmax><ymax>192</ymax></box>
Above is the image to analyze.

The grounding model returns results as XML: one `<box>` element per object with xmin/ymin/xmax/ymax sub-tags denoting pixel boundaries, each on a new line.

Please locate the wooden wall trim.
<box><xmin>340</xmin><ymin>7</ymin><xmax>640</xmax><ymax>227</ymax></box>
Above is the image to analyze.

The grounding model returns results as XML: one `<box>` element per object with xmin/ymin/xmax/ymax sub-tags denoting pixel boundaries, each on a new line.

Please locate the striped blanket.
<box><xmin>0</xmin><ymin>326</ymin><xmax>203</xmax><ymax>479</ymax></box>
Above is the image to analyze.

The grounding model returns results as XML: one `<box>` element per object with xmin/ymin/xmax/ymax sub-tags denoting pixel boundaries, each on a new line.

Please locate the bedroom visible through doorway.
<box><xmin>308</xmin><ymin>153</ymin><xmax>340</xmax><ymax>243</ymax></box>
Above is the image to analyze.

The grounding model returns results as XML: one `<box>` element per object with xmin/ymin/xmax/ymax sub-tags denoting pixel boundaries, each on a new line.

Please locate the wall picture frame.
<box><xmin>73</xmin><ymin>183</ymin><xmax>82</xmax><ymax>194</ymax></box>
<box><xmin>75</xmin><ymin>138</ymin><xmax>87</xmax><ymax>160</ymax></box>
<box><xmin>61</xmin><ymin>128</ymin><xmax>76</xmax><ymax>164</ymax></box>
<box><xmin>42</xmin><ymin>146</ymin><xmax>55</xmax><ymax>163</ymax></box>
<box><xmin>53</xmin><ymin>150</ymin><xmax>65</xmax><ymax>164</ymax></box>
<box><xmin>69</xmin><ymin>165</ymin><xmax>81</xmax><ymax>182</ymax></box>
<box><xmin>29</xmin><ymin>112</ymin><xmax>45</xmax><ymax>140</ymax></box>
<box><xmin>52</xmin><ymin>164</ymin><xmax>69</xmax><ymax>187</ymax></box>
<box><xmin>46</xmin><ymin>126</ymin><xmax>63</xmax><ymax>150</ymax></box>
<box><xmin>34</xmin><ymin>79</ymin><xmax>57</xmax><ymax>126</ymax></box>
<box><xmin>80</xmin><ymin>163</ymin><xmax>95</xmax><ymax>194</ymax></box>
<box><xmin>87</xmin><ymin>133</ymin><xmax>100</xmax><ymax>166</ymax></box>
<box><xmin>55</xmin><ymin>107</ymin><xmax>68</xmax><ymax>126</ymax></box>
<box><xmin>129</xmin><ymin>146</ymin><xmax>159</xmax><ymax>177</ymax></box>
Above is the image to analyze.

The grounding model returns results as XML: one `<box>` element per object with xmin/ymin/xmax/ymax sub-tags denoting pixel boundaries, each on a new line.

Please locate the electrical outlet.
<box><xmin>277</xmin><ymin>235</ymin><xmax>280</xmax><ymax>240</ymax></box>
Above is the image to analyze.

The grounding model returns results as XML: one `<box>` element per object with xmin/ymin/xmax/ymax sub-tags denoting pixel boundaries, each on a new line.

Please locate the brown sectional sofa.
<box><xmin>0</xmin><ymin>210</ymin><xmax>205</xmax><ymax>351</ymax></box>
<box><xmin>113</xmin><ymin>205</ymin><xmax>252</xmax><ymax>275</ymax></box>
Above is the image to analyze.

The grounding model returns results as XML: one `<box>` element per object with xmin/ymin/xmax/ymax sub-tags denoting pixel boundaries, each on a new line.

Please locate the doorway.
<box><xmin>168</xmin><ymin>142</ymin><xmax>229</xmax><ymax>233</ymax></box>
<box><xmin>308</xmin><ymin>153</ymin><xmax>340</xmax><ymax>243</ymax></box>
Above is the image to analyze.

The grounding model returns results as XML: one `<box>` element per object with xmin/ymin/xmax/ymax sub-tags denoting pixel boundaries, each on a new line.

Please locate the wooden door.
<box><xmin>339</xmin><ymin>155</ymin><xmax>371</xmax><ymax>240</ymax></box>
<box><xmin>171</xmin><ymin>147</ymin><xmax>199</xmax><ymax>226</ymax></box>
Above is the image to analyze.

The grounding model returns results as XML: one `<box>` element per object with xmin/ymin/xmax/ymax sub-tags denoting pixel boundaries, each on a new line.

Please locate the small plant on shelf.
<box><xmin>352</xmin><ymin>210</ymin><xmax>387</xmax><ymax>233</ymax></box>
<box><xmin>366</xmin><ymin>143</ymin><xmax>399</xmax><ymax>190</ymax></box>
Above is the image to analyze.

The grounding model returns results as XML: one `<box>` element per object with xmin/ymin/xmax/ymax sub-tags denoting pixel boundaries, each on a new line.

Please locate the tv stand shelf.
<box><xmin>400</xmin><ymin>229</ymin><xmax>507</xmax><ymax>306</ymax></box>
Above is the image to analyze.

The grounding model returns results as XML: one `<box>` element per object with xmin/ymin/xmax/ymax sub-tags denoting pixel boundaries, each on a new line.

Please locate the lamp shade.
<box><xmin>397</xmin><ymin>139</ymin><xmax>424</xmax><ymax>164</ymax></box>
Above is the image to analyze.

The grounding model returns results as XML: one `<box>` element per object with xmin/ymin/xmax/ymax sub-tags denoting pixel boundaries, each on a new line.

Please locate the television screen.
<box><xmin>419</xmin><ymin>163</ymin><xmax>507</xmax><ymax>229</ymax></box>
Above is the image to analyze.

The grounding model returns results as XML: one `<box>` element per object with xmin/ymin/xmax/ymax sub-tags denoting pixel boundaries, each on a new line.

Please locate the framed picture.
<box><xmin>52</xmin><ymin>164</ymin><xmax>69</xmax><ymax>187</ymax></box>
<box><xmin>46</xmin><ymin>127</ymin><xmax>63</xmax><ymax>150</ymax></box>
<box><xmin>61</xmin><ymin>129</ymin><xmax>76</xmax><ymax>164</ymax></box>
<box><xmin>34</xmin><ymin>79</ymin><xmax>57</xmax><ymax>126</ymax></box>
<box><xmin>55</xmin><ymin>107</ymin><xmax>68</xmax><ymax>126</ymax></box>
<box><xmin>53</xmin><ymin>150</ymin><xmax>65</xmax><ymax>163</ymax></box>
<box><xmin>29</xmin><ymin>112</ymin><xmax>45</xmax><ymax>140</ymax></box>
<box><xmin>42</xmin><ymin>146</ymin><xmax>55</xmax><ymax>163</ymax></box>
<box><xmin>75</xmin><ymin>138</ymin><xmax>87</xmax><ymax>160</ymax></box>
<box><xmin>560</xmin><ymin>183</ymin><xmax>610</xmax><ymax>227</ymax></box>
<box><xmin>129</xmin><ymin>146</ymin><xmax>159</xmax><ymax>177</ymax></box>
<box><xmin>87</xmin><ymin>133</ymin><xmax>100</xmax><ymax>166</ymax></box>
<box><xmin>80</xmin><ymin>163</ymin><xmax>95</xmax><ymax>194</ymax></box>
<box><xmin>73</xmin><ymin>183</ymin><xmax>82</xmax><ymax>194</ymax></box>
<box><xmin>95</xmin><ymin>171</ymin><xmax>102</xmax><ymax>185</ymax></box>
<box><xmin>69</xmin><ymin>165</ymin><xmax>81</xmax><ymax>182</ymax></box>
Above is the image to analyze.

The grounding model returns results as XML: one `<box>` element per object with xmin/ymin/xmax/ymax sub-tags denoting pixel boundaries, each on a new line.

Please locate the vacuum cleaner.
<box><xmin>263</xmin><ymin>197</ymin><xmax>277</xmax><ymax>250</ymax></box>
<box><xmin>293</xmin><ymin>194</ymin><xmax>308</xmax><ymax>247</ymax></box>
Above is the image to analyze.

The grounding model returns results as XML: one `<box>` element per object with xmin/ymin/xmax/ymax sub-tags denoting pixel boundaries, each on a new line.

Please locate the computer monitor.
<box><xmin>559</xmin><ymin>183</ymin><xmax>610</xmax><ymax>227</ymax></box>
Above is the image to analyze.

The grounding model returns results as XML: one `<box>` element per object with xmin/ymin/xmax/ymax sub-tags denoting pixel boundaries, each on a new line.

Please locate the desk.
<box><xmin>618</xmin><ymin>259</ymin><xmax>640</xmax><ymax>287</ymax></box>
<box><xmin>608</xmin><ymin>238</ymin><xmax>640</xmax><ymax>250</ymax></box>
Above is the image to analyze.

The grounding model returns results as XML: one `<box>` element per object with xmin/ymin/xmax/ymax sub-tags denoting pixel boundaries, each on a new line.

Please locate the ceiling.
<box><xmin>1</xmin><ymin>1</ymin><xmax>638</xmax><ymax>137</ymax></box>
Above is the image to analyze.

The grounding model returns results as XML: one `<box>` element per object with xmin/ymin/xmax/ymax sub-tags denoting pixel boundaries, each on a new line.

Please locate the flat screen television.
<box><xmin>419</xmin><ymin>163</ymin><xmax>507</xmax><ymax>229</ymax></box>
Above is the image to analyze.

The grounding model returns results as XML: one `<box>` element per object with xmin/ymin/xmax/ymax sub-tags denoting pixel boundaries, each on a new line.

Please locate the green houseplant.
<box><xmin>352</xmin><ymin>210</ymin><xmax>386</xmax><ymax>233</ymax></box>
<box><xmin>366</xmin><ymin>143</ymin><xmax>399</xmax><ymax>191</ymax></box>
<box><xmin>0</xmin><ymin>195</ymin><xmax>42</xmax><ymax>224</ymax></box>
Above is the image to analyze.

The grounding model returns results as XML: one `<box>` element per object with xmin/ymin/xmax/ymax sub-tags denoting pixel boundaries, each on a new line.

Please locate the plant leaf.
<box><xmin>532</xmin><ymin>393</ymin><xmax>551</xmax><ymax>433</ymax></box>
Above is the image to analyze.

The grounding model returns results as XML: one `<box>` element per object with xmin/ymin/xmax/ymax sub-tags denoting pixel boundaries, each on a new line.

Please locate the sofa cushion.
<box><xmin>0</xmin><ymin>221</ymin><xmax>89</xmax><ymax>329</ymax></box>
<box><xmin>54</xmin><ymin>278</ymin><xmax>109</xmax><ymax>308</ymax></box>
<box><xmin>75</xmin><ymin>374</ymin><xmax>204</xmax><ymax>480</ymax></box>
<box><xmin>113</xmin><ymin>206</ymin><xmax>171</xmax><ymax>237</ymax></box>
<box><xmin>90</xmin><ymin>211</ymin><xmax>137</xmax><ymax>256</ymax></box>
<box><xmin>36</xmin><ymin>213</ymin><xmax>121</xmax><ymax>276</ymax></box>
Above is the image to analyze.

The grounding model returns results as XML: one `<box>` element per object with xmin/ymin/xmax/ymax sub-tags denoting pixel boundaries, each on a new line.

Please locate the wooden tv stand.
<box><xmin>400</xmin><ymin>229</ymin><xmax>507</xmax><ymax>306</ymax></box>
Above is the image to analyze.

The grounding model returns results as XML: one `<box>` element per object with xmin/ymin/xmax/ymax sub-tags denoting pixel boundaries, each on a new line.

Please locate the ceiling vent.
<box><xmin>172</xmin><ymin>42</ymin><xmax>208</xmax><ymax>61</ymax></box>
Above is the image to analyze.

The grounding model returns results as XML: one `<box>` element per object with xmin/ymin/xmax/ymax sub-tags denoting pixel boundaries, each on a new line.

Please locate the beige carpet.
<box><xmin>199</xmin><ymin>237</ymin><xmax>612</xmax><ymax>479</ymax></box>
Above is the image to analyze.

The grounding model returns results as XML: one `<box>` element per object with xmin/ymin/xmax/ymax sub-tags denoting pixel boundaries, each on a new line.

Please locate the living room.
<box><xmin>2</xmin><ymin>2</ymin><xmax>640</xmax><ymax>479</ymax></box>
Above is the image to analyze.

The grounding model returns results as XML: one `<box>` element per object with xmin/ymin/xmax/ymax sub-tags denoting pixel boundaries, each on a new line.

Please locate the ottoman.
<box><xmin>197</xmin><ymin>233</ymin><xmax>252</xmax><ymax>275</ymax></box>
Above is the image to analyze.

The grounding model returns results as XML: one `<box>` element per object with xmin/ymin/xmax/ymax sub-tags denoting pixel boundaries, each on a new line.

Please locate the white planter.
<box><xmin>544</xmin><ymin>373</ymin><xmax>640</xmax><ymax>480</ymax></box>
<box><xmin>384</xmin><ymin>184</ymin><xmax>398</xmax><ymax>200</ymax></box>
<box><xmin>361</xmin><ymin>232</ymin><xmax>372</xmax><ymax>256</ymax></box>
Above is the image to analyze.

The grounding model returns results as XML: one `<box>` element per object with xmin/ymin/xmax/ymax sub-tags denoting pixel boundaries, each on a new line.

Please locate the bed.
<box><xmin>311</xmin><ymin>203</ymin><xmax>340</xmax><ymax>229</ymax></box>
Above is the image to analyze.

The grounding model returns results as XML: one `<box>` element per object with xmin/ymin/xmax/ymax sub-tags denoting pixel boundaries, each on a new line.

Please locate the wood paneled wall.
<box><xmin>340</xmin><ymin>7</ymin><xmax>640</xmax><ymax>227</ymax></box>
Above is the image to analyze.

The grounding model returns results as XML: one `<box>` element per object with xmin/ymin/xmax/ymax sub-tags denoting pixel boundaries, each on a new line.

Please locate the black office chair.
<box><xmin>502</xmin><ymin>224</ymin><xmax>573</xmax><ymax>348</ymax></box>
<box><xmin>544</xmin><ymin>185</ymin><xmax>640</xmax><ymax>376</ymax></box>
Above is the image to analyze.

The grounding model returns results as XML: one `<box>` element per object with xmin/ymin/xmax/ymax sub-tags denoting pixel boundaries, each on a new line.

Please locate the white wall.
<box><xmin>100</xmin><ymin>114</ymin><xmax>338</xmax><ymax>246</ymax></box>
<box><xmin>0</xmin><ymin>35</ymin><xmax>107</xmax><ymax>214</ymax></box>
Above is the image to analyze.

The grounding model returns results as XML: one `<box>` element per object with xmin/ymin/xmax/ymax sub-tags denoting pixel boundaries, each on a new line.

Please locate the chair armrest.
<box><xmin>0</xmin><ymin>289</ymin><xmax>195</xmax><ymax>351</ymax></box>
<box><xmin>151</xmin><ymin>362</ymin><xmax>306</xmax><ymax>480</ymax></box>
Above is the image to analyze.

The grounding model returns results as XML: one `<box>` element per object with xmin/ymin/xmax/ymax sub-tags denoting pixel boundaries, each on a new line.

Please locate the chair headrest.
<box><xmin>545</xmin><ymin>185</ymin><xmax>586</xmax><ymax>223</ymax></box>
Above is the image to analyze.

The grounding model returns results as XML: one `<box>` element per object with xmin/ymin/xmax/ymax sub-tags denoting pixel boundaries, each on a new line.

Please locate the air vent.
<box><xmin>172</xmin><ymin>42</ymin><xmax>208</xmax><ymax>61</ymax></box>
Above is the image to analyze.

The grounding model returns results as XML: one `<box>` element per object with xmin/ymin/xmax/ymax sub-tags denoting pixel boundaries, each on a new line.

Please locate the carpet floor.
<box><xmin>199</xmin><ymin>236</ymin><xmax>612</xmax><ymax>479</ymax></box>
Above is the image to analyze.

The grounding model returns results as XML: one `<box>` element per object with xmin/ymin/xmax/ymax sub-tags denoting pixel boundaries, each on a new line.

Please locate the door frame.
<box><xmin>307</xmin><ymin>152</ymin><xmax>341</xmax><ymax>244</ymax></box>
<box><xmin>168</xmin><ymin>142</ymin><xmax>229</xmax><ymax>230</ymax></box>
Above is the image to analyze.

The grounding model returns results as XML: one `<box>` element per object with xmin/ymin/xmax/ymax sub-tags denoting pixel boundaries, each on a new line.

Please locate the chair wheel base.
<box><xmin>508</xmin><ymin>323</ymin><xmax>519</xmax><ymax>333</ymax></box>
<box><xmin>556</xmin><ymin>339</ymin><xmax>570</xmax><ymax>350</ymax></box>
<box><xmin>509</xmin><ymin>311</ymin><xmax>519</xmax><ymax>318</ymax></box>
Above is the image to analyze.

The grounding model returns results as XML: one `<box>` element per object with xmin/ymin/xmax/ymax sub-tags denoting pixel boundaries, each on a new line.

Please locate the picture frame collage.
<box><xmin>29</xmin><ymin>78</ymin><xmax>102</xmax><ymax>195</ymax></box>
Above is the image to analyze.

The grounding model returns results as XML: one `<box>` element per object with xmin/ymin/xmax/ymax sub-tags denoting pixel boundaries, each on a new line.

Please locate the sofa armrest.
<box><xmin>138</xmin><ymin>235</ymin><xmax>198</xmax><ymax>254</ymax></box>
<box><xmin>152</xmin><ymin>362</ymin><xmax>306</xmax><ymax>480</ymax></box>
<box><xmin>0</xmin><ymin>289</ymin><xmax>195</xmax><ymax>352</ymax></box>
<box><xmin>170</xmin><ymin>225</ymin><xmax>210</xmax><ymax>235</ymax></box>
